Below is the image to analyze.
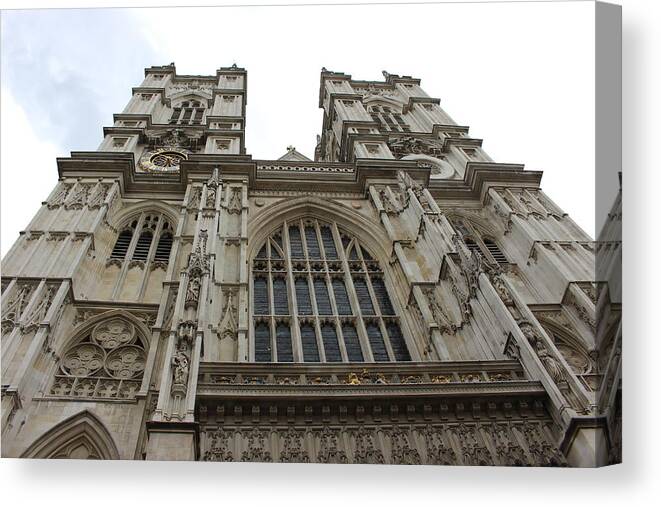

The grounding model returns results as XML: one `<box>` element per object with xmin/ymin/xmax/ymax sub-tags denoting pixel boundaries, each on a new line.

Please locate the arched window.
<box><xmin>110</xmin><ymin>228</ymin><xmax>134</xmax><ymax>259</ymax></box>
<box><xmin>49</xmin><ymin>316</ymin><xmax>148</xmax><ymax>400</ymax></box>
<box><xmin>449</xmin><ymin>217</ymin><xmax>508</xmax><ymax>265</ymax></box>
<box><xmin>368</xmin><ymin>104</ymin><xmax>411</xmax><ymax>133</ymax></box>
<box><xmin>169</xmin><ymin>99</ymin><xmax>206</xmax><ymax>125</ymax></box>
<box><xmin>108</xmin><ymin>212</ymin><xmax>174</xmax><ymax>265</ymax></box>
<box><xmin>483</xmin><ymin>238</ymin><xmax>507</xmax><ymax>264</ymax></box>
<box><xmin>251</xmin><ymin>219</ymin><xmax>411</xmax><ymax>363</ymax></box>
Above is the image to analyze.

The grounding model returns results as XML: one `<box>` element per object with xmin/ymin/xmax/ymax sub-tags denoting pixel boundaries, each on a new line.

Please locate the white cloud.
<box><xmin>1</xmin><ymin>86</ymin><xmax>61</xmax><ymax>257</ymax></box>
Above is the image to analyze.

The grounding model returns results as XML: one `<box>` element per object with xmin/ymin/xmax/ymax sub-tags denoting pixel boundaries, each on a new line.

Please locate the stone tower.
<box><xmin>0</xmin><ymin>64</ymin><xmax>620</xmax><ymax>466</ymax></box>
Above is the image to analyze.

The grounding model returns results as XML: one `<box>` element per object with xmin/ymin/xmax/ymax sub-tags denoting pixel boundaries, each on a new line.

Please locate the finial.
<box><xmin>382</xmin><ymin>70</ymin><xmax>390</xmax><ymax>79</ymax></box>
<box><xmin>231</xmin><ymin>62</ymin><xmax>238</xmax><ymax>69</ymax></box>
<box><xmin>321</xmin><ymin>66</ymin><xmax>327</xmax><ymax>72</ymax></box>
<box><xmin>287</xmin><ymin>145</ymin><xmax>295</xmax><ymax>152</ymax></box>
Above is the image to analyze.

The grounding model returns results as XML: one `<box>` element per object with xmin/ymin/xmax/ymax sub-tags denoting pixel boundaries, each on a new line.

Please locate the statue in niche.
<box><xmin>172</xmin><ymin>346</ymin><xmax>190</xmax><ymax>387</ymax></box>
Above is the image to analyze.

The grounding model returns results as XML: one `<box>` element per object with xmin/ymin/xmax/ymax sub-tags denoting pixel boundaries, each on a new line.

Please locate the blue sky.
<box><xmin>1</xmin><ymin>3</ymin><xmax>600</xmax><ymax>257</ymax></box>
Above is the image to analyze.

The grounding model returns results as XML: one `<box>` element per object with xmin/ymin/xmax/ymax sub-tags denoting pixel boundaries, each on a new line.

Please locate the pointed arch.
<box><xmin>63</xmin><ymin>309</ymin><xmax>153</xmax><ymax>353</ymax></box>
<box><xmin>21</xmin><ymin>410</ymin><xmax>120</xmax><ymax>459</ymax></box>
<box><xmin>111</xmin><ymin>200</ymin><xmax>178</xmax><ymax>231</ymax></box>
<box><xmin>363</xmin><ymin>95</ymin><xmax>405</xmax><ymax>110</ymax></box>
<box><xmin>48</xmin><ymin>310</ymin><xmax>152</xmax><ymax>400</ymax></box>
<box><xmin>248</xmin><ymin>196</ymin><xmax>392</xmax><ymax>268</ymax></box>
<box><xmin>248</xmin><ymin>198</ymin><xmax>414</xmax><ymax>364</ymax></box>
<box><xmin>168</xmin><ymin>90</ymin><xmax>213</xmax><ymax>105</ymax></box>
<box><xmin>538</xmin><ymin>317</ymin><xmax>593</xmax><ymax>375</ymax></box>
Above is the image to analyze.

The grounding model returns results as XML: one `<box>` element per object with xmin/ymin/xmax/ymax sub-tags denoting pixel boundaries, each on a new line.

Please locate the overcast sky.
<box><xmin>1</xmin><ymin>2</ymin><xmax>602</xmax><ymax>257</ymax></box>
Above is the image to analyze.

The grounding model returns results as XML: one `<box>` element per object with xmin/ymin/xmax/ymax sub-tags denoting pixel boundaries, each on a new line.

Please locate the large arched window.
<box><xmin>108</xmin><ymin>212</ymin><xmax>174</xmax><ymax>265</ymax></box>
<box><xmin>251</xmin><ymin>219</ymin><xmax>411</xmax><ymax>363</ymax></box>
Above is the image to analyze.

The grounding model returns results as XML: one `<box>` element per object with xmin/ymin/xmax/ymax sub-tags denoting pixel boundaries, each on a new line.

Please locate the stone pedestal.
<box><xmin>145</xmin><ymin>421</ymin><xmax>198</xmax><ymax>461</ymax></box>
<box><xmin>562</xmin><ymin>417</ymin><xmax>610</xmax><ymax>467</ymax></box>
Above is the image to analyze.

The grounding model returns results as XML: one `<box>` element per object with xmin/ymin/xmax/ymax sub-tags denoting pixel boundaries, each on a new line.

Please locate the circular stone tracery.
<box><xmin>105</xmin><ymin>345</ymin><xmax>146</xmax><ymax>379</ymax></box>
<box><xmin>92</xmin><ymin>319</ymin><xmax>135</xmax><ymax>349</ymax></box>
<box><xmin>61</xmin><ymin>343</ymin><xmax>105</xmax><ymax>377</ymax></box>
<box><xmin>60</xmin><ymin>318</ymin><xmax>147</xmax><ymax>381</ymax></box>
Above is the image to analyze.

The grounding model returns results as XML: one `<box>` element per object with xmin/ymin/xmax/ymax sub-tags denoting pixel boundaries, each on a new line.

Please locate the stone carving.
<box><xmin>227</xmin><ymin>187</ymin><xmax>242</xmax><ymax>214</ymax></box>
<box><xmin>520</xmin><ymin>322</ymin><xmax>565</xmax><ymax>384</ymax></box>
<box><xmin>422</xmin><ymin>286</ymin><xmax>457</xmax><ymax>335</ymax></box>
<box><xmin>171</xmin><ymin>345</ymin><xmax>190</xmax><ymax>387</ymax></box>
<box><xmin>64</xmin><ymin>183</ymin><xmax>91</xmax><ymax>210</ymax></box>
<box><xmin>218</xmin><ymin>288</ymin><xmax>238</xmax><ymax>341</ymax></box>
<box><xmin>168</xmin><ymin>80</ymin><xmax>213</xmax><ymax>94</ymax></box>
<box><xmin>92</xmin><ymin>319</ymin><xmax>135</xmax><ymax>349</ymax></box>
<box><xmin>316</xmin><ymin>427</ymin><xmax>348</xmax><ymax>464</ymax></box>
<box><xmin>1</xmin><ymin>283</ymin><xmax>35</xmax><ymax>334</ymax></box>
<box><xmin>569</xmin><ymin>295</ymin><xmax>596</xmax><ymax>330</ymax></box>
<box><xmin>52</xmin><ymin>316</ymin><xmax>146</xmax><ymax>400</ymax></box>
<box><xmin>389</xmin><ymin>427</ymin><xmax>421</xmax><ymax>465</ymax></box>
<box><xmin>187</xmin><ymin>187</ymin><xmax>201</xmax><ymax>209</ymax></box>
<box><xmin>241</xmin><ymin>428</ymin><xmax>272</xmax><ymax>462</ymax></box>
<box><xmin>352</xmin><ymin>427</ymin><xmax>384</xmax><ymax>464</ymax></box>
<box><xmin>47</xmin><ymin>183</ymin><xmax>72</xmax><ymax>209</ymax></box>
<box><xmin>20</xmin><ymin>285</ymin><xmax>56</xmax><ymax>332</ymax></box>
<box><xmin>87</xmin><ymin>183</ymin><xmax>111</xmax><ymax>209</ymax></box>
<box><xmin>422</xmin><ymin>426</ymin><xmax>457</xmax><ymax>465</ymax></box>
<box><xmin>453</xmin><ymin>423</ymin><xmax>492</xmax><ymax>466</ymax></box>
<box><xmin>162</xmin><ymin>288</ymin><xmax>178</xmax><ymax>331</ymax></box>
<box><xmin>387</xmin><ymin>136</ymin><xmax>443</xmax><ymax>159</ymax></box>
<box><xmin>489</xmin><ymin>423</ymin><xmax>527</xmax><ymax>466</ymax></box>
<box><xmin>62</xmin><ymin>343</ymin><xmax>105</xmax><ymax>377</ymax></box>
<box><xmin>185</xmin><ymin>230</ymin><xmax>209</xmax><ymax>309</ymax></box>
<box><xmin>279</xmin><ymin>428</ymin><xmax>310</xmax><ymax>463</ymax></box>
<box><xmin>203</xmin><ymin>429</ymin><xmax>234</xmax><ymax>461</ymax></box>
<box><xmin>185</xmin><ymin>276</ymin><xmax>201</xmax><ymax>309</ymax></box>
<box><xmin>105</xmin><ymin>345</ymin><xmax>146</xmax><ymax>379</ymax></box>
<box><xmin>518</xmin><ymin>421</ymin><xmax>566</xmax><ymax>466</ymax></box>
<box><xmin>205</xmin><ymin>171</ymin><xmax>220</xmax><ymax>208</ymax></box>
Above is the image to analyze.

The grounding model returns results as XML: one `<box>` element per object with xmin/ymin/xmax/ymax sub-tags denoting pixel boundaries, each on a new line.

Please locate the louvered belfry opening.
<box><xmin>110</xmin><ymin>228</ymin><xmax>134</xmax><ymax>259</ymax></box>
<box><xmin>251</xmin><ymin>218</ymin><xmax>411</xmax><ymax>363</ymax></box>
<box><xmin>109</xmin><ymin>214</ymin><xmax>174</xmax><ymax>264</ymax></box>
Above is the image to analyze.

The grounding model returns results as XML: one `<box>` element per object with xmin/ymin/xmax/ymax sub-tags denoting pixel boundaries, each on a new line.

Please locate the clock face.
<box><xmin>139</xmin><ymin>148</ymin><xmax>187</xmax><ymax>173</ymax></box>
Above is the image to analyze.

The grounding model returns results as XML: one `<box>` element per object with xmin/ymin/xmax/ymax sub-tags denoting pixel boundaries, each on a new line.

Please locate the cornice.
<box><xmin>429</xmin><ymin>162</ymin><xmax>543</xmax><ymax>201</ymax></box>
<box><xmin>56</xmin><ymin>151</ymin><xmax>544</xmax><ymax>203</ymax></box>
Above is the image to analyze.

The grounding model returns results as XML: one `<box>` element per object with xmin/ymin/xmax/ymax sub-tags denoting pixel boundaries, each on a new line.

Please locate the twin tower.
<box><xmin>0</xmin><ymin>63</ymin><xmax>620</xmax><ymax>466</ymax></box>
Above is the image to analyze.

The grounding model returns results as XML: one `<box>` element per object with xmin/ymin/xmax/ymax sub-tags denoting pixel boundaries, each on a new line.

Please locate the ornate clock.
<box><xmin>139</xmin><ymin>148</ymin><xmax>188</xmax><ymax>173</ymax></box>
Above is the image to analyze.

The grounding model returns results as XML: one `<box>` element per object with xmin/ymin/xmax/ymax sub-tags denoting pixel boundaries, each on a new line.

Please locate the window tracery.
<box><xmin>49</xmin><ymin>317</ymin><xmax>148</xmax><ymax>400</ymax></box>
<box><xmin>169</xmin><ymin>99</ymin><xmax>206</xmax><ymax>125</ymax></box>
<box><xmin>109</xmin><ymin>212</ymin><xmax>174</xmax><ymax>267</ymax></box>
<box><xmin>368</xmin><ymin>105</ymin><xmax>411</xmax><ymax>133</ymax></box>
<box><xmin>251</xmin><ymin>219</ymin><xmax>411</xmax><ymax>363</ymax></box>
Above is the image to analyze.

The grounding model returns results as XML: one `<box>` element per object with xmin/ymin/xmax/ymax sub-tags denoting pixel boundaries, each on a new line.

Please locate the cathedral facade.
<box><xmin>0</xmin><ymin>64</ymin><xmax>621</xmax><ymax>466</ymax></box>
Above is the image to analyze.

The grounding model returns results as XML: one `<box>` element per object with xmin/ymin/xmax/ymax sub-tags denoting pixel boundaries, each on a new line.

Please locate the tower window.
<box><xmin>369</xmin><ymin>105</ymin><xmax>411</xmax><ymax>133</ymax></box>
<box><xmin>251</xmin><ymin>219</ymin><xmax>411</xmax><ymax>363</ymax></box>
<box><xmin>112</xmin><ymin>137</ymin><xmax>129</xmax><ymax>148</ymax></box>
<box><xmin>108</xmin><ymin>214</ymin><xmax>174</xmax><ymax>265</ymax></box>
<box><xmin>450</xmin><ymin>218</ymin><xmax>508</xmax><ymax>265</ymax></box>
<box><xmin>484</xmin><ymin>238</ymin><xmax>508</xmax><ymax>264</ymax></box>
<box><xmin>169</xmin><ymin>99</ymin><xmax>206</xmax><ymax>125</ymax></box>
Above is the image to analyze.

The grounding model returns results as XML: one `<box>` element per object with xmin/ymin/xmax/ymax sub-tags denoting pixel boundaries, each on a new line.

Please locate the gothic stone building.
<box><xmin>0</xmin><ymin>64</ymin><xmax>621</xmax><ymax>466</ymax></box>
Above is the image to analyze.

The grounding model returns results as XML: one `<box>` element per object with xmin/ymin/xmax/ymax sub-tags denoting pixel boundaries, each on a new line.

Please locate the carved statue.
<box><xmin>521</xmin><ymin>323</ymin><xmax>565</xmax><ymax>384</ymax></box>
<box><xmin>172</xmin><ymin>347</ymin><xmax>190</xmax><ymax>386</ymax></box>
